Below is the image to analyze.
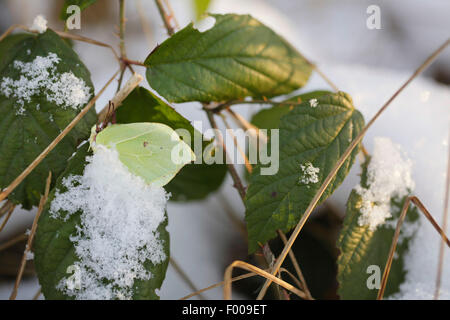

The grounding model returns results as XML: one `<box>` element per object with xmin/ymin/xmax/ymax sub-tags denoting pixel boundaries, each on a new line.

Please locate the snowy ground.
<box><xmin>0</xmin><ymin>0</ymin><xmax>449</xmax><ymax>300</ymax></box>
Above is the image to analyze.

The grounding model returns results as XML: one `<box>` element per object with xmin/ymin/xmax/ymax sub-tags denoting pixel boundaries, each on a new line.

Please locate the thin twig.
<box><xmin>117</xmin><ymin>0</ymin><xmax>128</xmax><ymax>92</ymax></box>
<box><xmin>435</xmin><ymin>131</ymin><xmax>450</xmax><ymax>299</ymax></box>
<box><xmin>377</xmin><ymin>196</ymin><xmax>450</xmax><ymax>300</ymax></box>
<box><xmin>256</xmin><ymin>38</ymin><xmax>450</xmax><ymax>300</ymax></box>
<box><xmin>136</xmin><ymin>0</ymin><xmax>154</xmax><ymax>47</ymax></box>
<box><xmin>170</xmin><ymin>257</ymin><xmax>206</xmax><ymax>300</ymax></box>
<box><xmin>10</xmin><ymin>172</ymin><xmax>52</xmax><ymax>300</ymax></box>
<box><xmin>0</xmin><ymin>200</ymin><xmax>15</xmax><ymax>218</ymax></box>
<box><xmin>0</xmin><ymin>234</ymin><xmax>28</xmax><ymax>252</ymax></box>
<box><xmin>0</xmin><ymin>204</ymin><xmax>16</xmax><ymax>233</ymax></box>
<box><xmin>216</xmin><ymin>193</ymin><xmax>247</xmax><ymax>240</ymax></box>
<box><xmin>0</xmin><ymin>24</ymin><xmax>120</xmax><ymax>62</ymax></box>
<box><xmin>97</xmin><ymin>73</ymin><xmax>143</xmax><ymax>123</ymax></box>
<box><xmin>154</xmin><ymin>0</ymin><xmax>176</xmax><ymax>36</ymax></box>
<box><xmin>277</xmin><ymin>230</ymin><xmax>313</xmax><ymax>299</ymax></box>
<box><xmin>226</xmin><ymin>108</ymin><xmax>267</xmax><ymax>144</ymax></box>
<box><xmin>32</xmin><ymin>288</ymin><xmax>41</xmax><ymax>300</ymax></box>
<box><xmin>220</xmin><ymin>113</ymin><xmax>253</xmax><ymax>174</ymax></box>
<box><xmin>180</xmin><ymin>269</ymin><xmax>266</xmax><ymax>300</ymax></box>
<box><xmin>205</xmin><ymin>110</ymin><xmax>247</xmax><ymax>200</ymax></box>
<box><xmin>0</xmin><ymin>70</ymin><xmax>120</xmax><ymax>203</ymax></box>
<box><xmin>223</xmin><ymin>260</ymin><xmax>306</xmax><ymax>300</ymax></box>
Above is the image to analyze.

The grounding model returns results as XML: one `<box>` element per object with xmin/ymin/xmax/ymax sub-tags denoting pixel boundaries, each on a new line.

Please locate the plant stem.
<box><xmin>10</xmin><ymin>172</ymin><xmax>52</xmax><ymax>300</ymax></box>
<box><xmin>434</xmin><ymin>132</ymin><xmax>450</xmax><ymax>299</ymax></box>
<box><xmin>155</xmin><ymin>0</ymin><xmax>176</xmax><ymax>36</ymax></box>
<box><xmin>205</xmin><ymin>110</ymin><xmax>247</xmax><ymax>201</ymax></box>
<box><xmin>117</xmin><ymin>0</ymin><xmax>127</xmax><ymax>92</ymax></box>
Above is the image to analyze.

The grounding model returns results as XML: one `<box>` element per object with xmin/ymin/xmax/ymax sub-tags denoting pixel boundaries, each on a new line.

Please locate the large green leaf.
<box><xmin>145</xmin><ymin>14</ymin><xmax>312</xmax><ymax>103</ymax></box>
<box><xmin>337</xmin><ymin>159</ymin><xmax>418</xmax><ymax>300</ymax></box>
<box><xmin>34</xmin><ymin>144</ymin><xmax>170</xmax><ymax>299</ymax></box>
<box><xmin>245</xmin><ymin>92</ymin><xmax>364</xmax><ymax>253</ymax></box>
<box><xmin>60</xmin><ymin>0</ymin><xmax>97</xmax><ymax>21</ymax></box>
<box><xmin>0</xmin><ymin>30</ymin><xmax>96</xmax><ymax>209</ymax></box>
<box><xmin>116</xmin><ymin>87</ymin><xmax>226</xmax><ymax>200</ymax></box>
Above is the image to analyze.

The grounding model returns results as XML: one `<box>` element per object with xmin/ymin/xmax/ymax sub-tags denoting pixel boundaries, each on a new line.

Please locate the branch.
<box><xmin>256</xmin><ymin>38</ymin><xmax>450</xmax><ymax>300</ymax></box>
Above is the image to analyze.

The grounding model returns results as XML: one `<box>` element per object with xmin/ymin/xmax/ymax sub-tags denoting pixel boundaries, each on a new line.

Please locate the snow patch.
<box><xmin>50</xmin><ymin>146</ymin><xmax>168</xmax><ymax>300</ymax></box>
<box><xmin>25</xmin><ymin>251</ymin><xmax>34</xmax><ymax>261</ymax></box>
<box><xmin>0</xmin><ymin>53</ymin><xmax>91</xmax><ymax>114</ymax></box>
<box><xmin>30</xmin><ymin>15</ymin><xmax>47</xmax><ymax>33</ymax></box>
<box><xmin>299</xmin><ymin>162</ymin><xmax>320</xmax><ymax>184</ymax></box>
<box><xmin>309</xmin><ymin>98</ymin><xmax>318</xmax><ymax>107</ymax></box>
<box><xmin>356</xmin><ymin>137</ymin><xmax>415</xmax><ymax>231</ymax></box>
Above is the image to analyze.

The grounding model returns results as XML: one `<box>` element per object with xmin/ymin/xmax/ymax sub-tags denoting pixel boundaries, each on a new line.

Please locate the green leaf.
<box><xmin>145</xmin><ymin>14</ymin><xmax>312</xmax><ymax>103</ymax></box>
<box><xmin>116</xmin><ymin>87</ymin><xmax>226</xmax><ymax>200</ymax></box>
<box><xmin>245</xmin><ymin>92</ymin><xmax>365</xmax><ymax>253</ymax></box>
<box><xmin>0</xmin><ymin>30</ymin><xmax>96</xmax><ymax>209</ymax></box>
<box><xmin>60</xmin><ymin>0</ymin><xmax>97</xmax><ymax>21</ymax></box>
<box><xmin>336</xmin><ymin>160</ymin><xmax>418</xmax><ymax>300</ymax></box>
<box><xmin>193</xmin><ymin>0</ymin><xmax>212</xmax><ymax>20</ymax></box>
<box><xmin>34</xmin><ymin>144</ymin><xmax>170</xmax><ymax>299</ymax></box>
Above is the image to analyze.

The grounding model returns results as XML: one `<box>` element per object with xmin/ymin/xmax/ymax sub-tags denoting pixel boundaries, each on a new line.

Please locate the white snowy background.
<box><xmin>0</xmin><ymin>0</ymin><xmax>449</xmax><ymax>299</ymax></box>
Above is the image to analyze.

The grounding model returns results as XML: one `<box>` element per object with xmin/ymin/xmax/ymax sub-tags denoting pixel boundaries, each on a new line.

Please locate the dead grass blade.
<box><xmin>10</xmin><ymin>171</ymin><xmax>51</xmax><ymax>300</ymax></box>
<box><xmin>434</xmin><ymin>131</ymin><xmax>450</xmax><ymax>299</ymax></box>
<box><xmin>223</xmin><ymin>260</ymin><xmax>306</xmax><ymax>300</ymax></box>
<box><xmin>180</xmin><ymin>270</ymin><xmax>261</xmax><ymax>300</ymax></box>
<box><xmin>277</xmin><ymin>230</ymin><xmax>313</xmax><ymax>299</ymax></box>
<box><xmin>0</xmin><ymin>203</ymin><xmax>16</xmax><ymax>233</ymax></box>
<box><xmin>170</xmin><ymin>257</ymin><xmax>206</xmax><ymax>300</ymax></box>
<box><xmin>377</xmin><ymin>196</ymin><xmax>450</xmax><ymax>300</ymax></box>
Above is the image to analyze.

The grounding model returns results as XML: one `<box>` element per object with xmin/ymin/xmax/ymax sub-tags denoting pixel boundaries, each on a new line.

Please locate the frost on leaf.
<box><xmin>49</xmin><ymin>146</ymin><xmax>168</xmax><ymax>300</ymax></box>
<box><xmin>309</xmin><ymin>98</ymin><xmax>318</xmax><ymax>107</ymax></box>
<box><xmin>298</xmin><ymin>162</ymin><xmax>320</xmax><ymax>184</ymax></box>
<box><xmin>355</xmin><ymin>137</ymin><xmax>415</xmax><ymax>231</ymax></box>
<box><xmin>0</xmin><ymin>53</ymin><xmax>91</xmax><ymax>115</ymax></box>
<box><xmin>30</xmin><ymin>15</ymin><xmax>48</xmax><ymax>33</ymax></box>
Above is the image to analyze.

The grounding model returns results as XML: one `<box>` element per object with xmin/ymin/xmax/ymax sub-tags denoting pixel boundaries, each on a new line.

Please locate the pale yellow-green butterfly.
<box><xmin>89</xmin><ymin>123</ymin><xmax>195</xmax><ymax>187</ymax></box>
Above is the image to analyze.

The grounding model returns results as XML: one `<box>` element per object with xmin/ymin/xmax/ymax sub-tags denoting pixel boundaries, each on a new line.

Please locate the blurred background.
<box><xmin>0</xmin><ymin>0</ymin><xmax>449</xmax><ymax>300</ymax></box>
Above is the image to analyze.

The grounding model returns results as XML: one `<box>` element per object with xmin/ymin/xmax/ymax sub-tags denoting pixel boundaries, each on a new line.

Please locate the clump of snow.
<box><xmin>309</xmin><ymin>98</ymin><xmax>318</xmax><ymax>108</ymax></box>
<box><xmin>30</xmin><ymin>15</ymin><xmax>47</xmax><ymax>33</ymax></box>
<box><xmin>0</xmin><ymin>53</ymin><xmax>91</xmax><ymax>115</ymax></box>
<box><xmin>50</xmin><ymin>146</ymin><xmax>169</xmax><ymax>300</ymax></box>
<box><xmin>25</xmin><ymin>251</ymin><xmax>34</xmax><ymax>261</ymax></box>
<box><xmin>299</xmin><ymin>162</ymin><xmax>320</xmax><ymax>184</ymax></box>
<box><xmin>355</xmin><ymin>137</ymin><xmax>415</xmax><ymax>231</ymax></box>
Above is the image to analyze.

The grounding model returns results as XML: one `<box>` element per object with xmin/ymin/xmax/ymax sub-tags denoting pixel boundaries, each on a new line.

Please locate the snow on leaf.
<box><xmin>34</xmin><ymin>144</ymin><xmax>170</xmax><ymax>300</ymax></box>
<box><xmin>337</xmin><ymin>138</ymin><xmax>419</xmax><ymax>300</ymax></box>
<box><xmin>0</xmin><ymin>30</ymin><xmax>96</xmax><ymax>208</ymax></box>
